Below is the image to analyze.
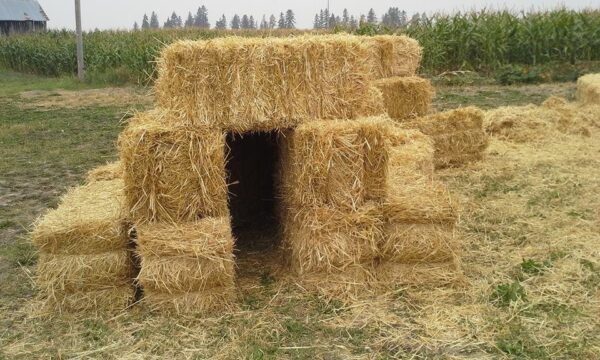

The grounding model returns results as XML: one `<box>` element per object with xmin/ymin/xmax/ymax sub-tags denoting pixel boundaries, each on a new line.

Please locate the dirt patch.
<box><xmin>19</xmin><ymin>87</ymin><xmax>153</xmax><ymax>109</ymax></box>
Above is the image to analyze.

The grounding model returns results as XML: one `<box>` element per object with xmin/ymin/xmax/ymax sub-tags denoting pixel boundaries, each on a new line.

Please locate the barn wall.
<box><xmin>0</xmin><ymin>21</ymin><xmax>46</xmax><ymax>36</ymax></box>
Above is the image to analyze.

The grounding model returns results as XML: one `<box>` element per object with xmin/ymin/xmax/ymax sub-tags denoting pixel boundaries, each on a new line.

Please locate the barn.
<box><xmin>0</xmin><ymin>0</ymin><xmax>48</xmax><ymax>36</ymax></box>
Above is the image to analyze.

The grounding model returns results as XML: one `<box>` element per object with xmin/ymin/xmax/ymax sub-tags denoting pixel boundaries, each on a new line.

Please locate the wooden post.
<box><xmin>75</xmin><ymin>0</ymin><xmax>85</xmax><ymax>81</ymax></box>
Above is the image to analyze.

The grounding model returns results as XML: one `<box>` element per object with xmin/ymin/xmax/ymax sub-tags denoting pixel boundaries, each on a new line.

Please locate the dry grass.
<box><xmin>85</xmin><ymin>161</ymin><xmax>122</xmax><ymax>183</ymax></box>
<box><xmin>19</xmin><ymin>87</ymin><xmax>152</xmax><ymax>110</ymax></box>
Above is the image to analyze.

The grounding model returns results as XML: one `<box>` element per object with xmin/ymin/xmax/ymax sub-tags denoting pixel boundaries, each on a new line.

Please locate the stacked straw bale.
<box><xmin>378</xmin><ymin>126</ymin><xmax>459</xmax><ymax>279</ymax></box>
<box><xmin>118</xmin><ymin>109</ymin><xmax>229</xmax><ymax>224</ymax></box>
<box><xmin>402</xmin><ymin>107</ymin><xmax>489</xmax><ymax>168</ymax></box>
<box><xmin>136</xmin><ymin>219</ymin><xmax>235</xmax><ymax>313</ymax></box>
<box><xmin>366</xmin><ymin>35</ymin><xmax>422</xmax><ymax>79</ymax></box>
<box><xmin>374</xmin><ymin>76</ymin><xmax>434</xmax><ymax>120</ymax></box>
<box><xmin>279</xmin><ymin>117</ymin><xmax>389</xmax><ymax>274</ymax></box>
<box><xmin>577</xmin><ymin>74</ymin><xmax>600</xmax><ymax>105</ymax></box>
<box><xmin>31</xmin><ymin>179</ymin><xmax>135</xmax><ymax>311</ymax></box>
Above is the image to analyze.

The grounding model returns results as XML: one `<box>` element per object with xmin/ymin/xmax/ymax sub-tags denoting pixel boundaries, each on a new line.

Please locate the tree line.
<box><xmin>133</xmin><ymin>6</ymin><xmax>295</xmax><ymax>30</ymax></box>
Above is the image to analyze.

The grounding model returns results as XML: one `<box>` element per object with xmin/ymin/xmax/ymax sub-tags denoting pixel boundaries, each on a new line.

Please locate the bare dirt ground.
<box><xmin>0</xmin><ymin>71</ymin><xmax>598</xmax><ymax>359</ymax></box>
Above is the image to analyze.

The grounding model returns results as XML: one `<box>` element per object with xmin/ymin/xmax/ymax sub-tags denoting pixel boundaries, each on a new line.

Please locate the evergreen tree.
<box><xmin>268</xmin><ymin>14</ymin><xmax>276</xmax><ymax>29</ymax></box>
<box><xmin>260</xmin><ymin>15</ymin><xmax>268</xmax><ymax>29</ymax></box>
<box><xmin>409</xmin><ymin>13</ymin><xmax>421</xmax><ymax>26</ymax></box>
<box><xmin>342</xmin><ymin>9</ymin><xmax>349</xmax><ymax>27</ymax></box>
<box><xmin>231</xmin><ymin>14</ymin><xmax>241</xmax><ymax>29</ymax></box>
<box><xmin>241</xmin><ymin>14</ymin><xmax>249</xmax><ymax>29</ymax></box>
<box><xmin>313</xmin><ymin>14</ymin><xmax>320</xmax><ymax>29</ymax></box>
<box><xmin>349</xmin><ymin>15</ymin><xmax>358</xmax><ymax>29</ymax></box>
<box><xmin>215</xmin><ymin>14</ymin><xmax>227</xmax><ymax>29</ymax></box>
<box><xmin>194</xmin><ymin>5</ymin><xmax>209</xmax><ymax>28</ymax></box>
<box><xmin>285</xmin><ymin>9</ymin><xmax>295</xmax><ymax>29</ymax></box>
<box><xmin>170</xmin><ymin>12</ymin><xmax>181</xmax><ymax>28</ymax></box>
<box><xmin>277</xmin><ymin>12</ymin><xmax>285</xmax><ymax>29</ymax></box>
<box><xmin>133</xmin><ymin>21</ymin><xmax>139</xmax><ymax>31</ymax></box>
<box><xmin>141</xmin><ymin>14</ymin><xmax>150</xmax><ymax>29</ymax></box>
<box><xmin>249</xmin><ymin>15</ymin><xmax>256</xmax><ymax>29</ymax></box>
<box><xmin>184</xmin><ymin>12</ymin><xmax>194</xmax><ymax>27</ymax></box>
<box><xmin>150</xmin><ymin>11</ymin><xmax>160</xmax><ymax>29</ymax></box>
<box><xmin>359</xmin><ymin>14</ymin><xmax>366</xmax><ymax>26</ymax></box>
<box><xmin>367</xmin><ymin>8</ymin><xmax>377</xmax><ymax>24</ymax></box>
<box><xmin>328</xmin><ymin>14</ymin><xmax>336</xmax><ymax>29</ymax></box>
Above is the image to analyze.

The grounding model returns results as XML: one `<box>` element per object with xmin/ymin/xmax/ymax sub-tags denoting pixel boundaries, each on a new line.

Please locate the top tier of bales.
<box><xmin>154</xmin><ymin>34</ymin><xmax>422</xmax><ymax>133</ymax></box>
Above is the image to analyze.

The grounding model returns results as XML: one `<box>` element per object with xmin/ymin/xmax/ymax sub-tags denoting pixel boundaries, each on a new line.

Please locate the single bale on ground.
<box><xmin>366</xmin><ymin>35</ymin><xmax>422</xmax><ymax>79</ymax></box>
<box><xmin>135</xmin><ymin>220</ymin><xmax>235</xmax><ymax>312</ymax></box>
<box><xmin>402</xmin><ymin>107</ymin><xmax>488</xmax><ymax>168</ymax></box>
<box><xmin>374</xmin><ymin>76</ymin><xmax>434</xmax><ymax>120</ymax></box>
<box><xmin>85</xmin><ymin>161</ymin><xmax>122</xmax><ymax>183</ymax></box>
<box><xmin>31</xmin><ymin>179</ymin><xmax>129</xmax><ymax>254</ymax></box>
<box><xmin>576</xmin><ymin>73</ymin><xmax>600</xmax><ymax>105</ymax></box>
<box><xmin>118</xmin><ymin>109</ymin><xmax>229</xmax><ymax>224</ymax></box>
<box><xmin>155</xmin><ymin>35</ymin><xmax>388</xmax><ymax>132</ymax></box>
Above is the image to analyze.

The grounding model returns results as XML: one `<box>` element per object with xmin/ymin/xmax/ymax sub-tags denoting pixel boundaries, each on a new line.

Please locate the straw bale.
<box><xmin>283</xmin><ymin>202</ymin><xmax>384</xmax><ymax>274</ymax></box>
<box><xmin>42</xmin><ymin>286</ymin><xmax>134</xmax><ymax>313</ymax></box>
<box><xmin>280</xmin><ymin>117</ymin><xmax>389</xmax><ymax>210</ymax></box>
<box><xmin>374</xmin><ymin>76</ymin><xmax>434</xmax><ymax>120</ymax></box>
<box><xmin>576</xmin><ymin>73</ymin><xmax>600</xmax><ymax>105</ymax></box>
<box><xmin>31</xmin><ymin>180</ymin><xmax>129</xmax><ymax>254</ymax></box>
<box><xmin>36</xmin><ymin>250</ymin><xmax>133</xmax><ymax>293</ymax></box>
<box><xmin>366</xmin><ymin>35</ymin><xmax>422</xmax><ymax>79</ymax></box>
<box><xmin>136</xmin><ymin>217</ymin><xmax>233</xmax><ymax>258</ymax></box>
<box><xmin>118</xmin><ymin>109</ymin><xmax>229</xmax><ymax>224</ymax></box>
<box><xmin>386</xmin><ymin>127</ymin><xmax>435</xmax><ymax>177</ymax></box>
<box><xmin>381</xmin><ymin>223</ymin><xmax>457</xmax><ymax>263</ymax></box>
<box><xmin>155</xmin><ymin>35</ymin><xmax>385</xmax><ymax>132</ymax></box>
<box><xmin>403</xmin><ymin>107</ymin><xmax>488</xmax><ymax>168</ymax></box>
<box><xmin>297</xmin><ymin>264</ymin><xmax>378</xmax><ymax>301</ymax></box>
<box><xmin>384</xmin><ymin>174</ymin><xmax>458</xmax><ymax>224</ymax></box>
<box><xmin>138</xmin><ymin>256</ymin><xmax>234</xmax><ymax>293</ymax></box>
<box><xmin>85</xmin><ymin>161</ymin><xmax>122</xmax><ymax>183</ymax></box>
<box><xmin>143</xmin><ymin>286</ymin><xmax>235</xmax><ymax>314</ymax></box>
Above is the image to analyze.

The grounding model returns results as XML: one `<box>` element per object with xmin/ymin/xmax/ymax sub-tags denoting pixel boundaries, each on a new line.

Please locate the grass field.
<box><xmin>1</xmin><ymin>69</ymin><xmax>598</xmax><ymax>358</ymax></box>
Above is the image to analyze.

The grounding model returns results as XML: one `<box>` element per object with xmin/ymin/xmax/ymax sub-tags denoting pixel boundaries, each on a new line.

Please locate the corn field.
<box><xmin>0</xmin><ymin>9</ymin><xmax>598</xmax><ymax>84</ymax></box>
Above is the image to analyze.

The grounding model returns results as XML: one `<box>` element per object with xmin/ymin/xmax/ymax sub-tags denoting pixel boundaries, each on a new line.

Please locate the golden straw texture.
<box><xmin>31</xmin><ymin>180</ymin><xmax>129</xmax><ymax>254</ymax></box>
<box><xmin>42</xmin><ymin>286</ymin><xmax>134</xmax><ymax>313</ymax></box>
<box><xmin>366</xmin><ymin>35</ymin><xmax>423</xmax><ymax>78</ymax></box>
<box><xmin>374</xmin><ymin>76</ymin><xmax>434</xmax><ymax>120</ymax></box>
<box><xmin>143</xmin><ymin>286</ymin><xmax>236</xmax><ymax>314</ymax></box>
<box><xmin>155</xmin><ymin>35</ymin><xmax>388</xmax><ymax>132</ymax></box>
<box><xmin>403</xmin><ymin>107</ymin><xmax>488</xmax><ymax>168</ymax></box>
<box><xmin>118</xmin><ymin>109</ymin><xmax>229</xmax><ymax>224</ymax></box>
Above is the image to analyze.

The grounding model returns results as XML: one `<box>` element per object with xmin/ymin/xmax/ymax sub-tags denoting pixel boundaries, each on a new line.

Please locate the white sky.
<box><xmin>41</xmin><ymin>1</ymin><xmax>598</xmax><ymax>31</ymax></box>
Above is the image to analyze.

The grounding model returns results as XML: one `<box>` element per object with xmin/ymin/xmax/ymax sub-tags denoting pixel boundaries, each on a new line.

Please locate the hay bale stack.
<box><xmin>85</xmin><ymin>161</ymin><xmax>122</xmax><ymax>183</ymax></box>
<box><xmin>402</xmin><ymin>107</ymin><xmax>488</xmax><ymax>168</ymax></box>
<box><xmin>577</xmin><ymin>74</ymin><xmax>600</xmax><ymax>105</ymax></box>
<box><xmin>374</xmin><ymin>76</ymin><xmax>434</xmax><ymax>120</ymax></box>
<box><xmin>155</xmin><ymin>35</ymin><xmax>392</xmax><ymax>133</ymax></box>
<box><xmin>380</xmin><ymin>127</ymin><xmax>459</xmax><ymax>267</ymax></box>
<box><xmin>366</xmin><ymin>35</ymin><xmax>422</xmax><ymax>79</ymax></box>
<box><xmin>31</xmin><ymin>179</ymin><xmax>135</xmax><ymax>311</ymax></box>
<box><xmin>118</xmin><ymin>109</ymin><xmax>229</xmax><ymax>224</ymax></box>
<box><xmin>136</xmin><ymin>219</ymin><xmax>235</xmax><ymax>313</ymax></box>
<box><xmin>280</xmin><ymin>118</ymin><xmax>389</xmax><ymax>274</ymax></box>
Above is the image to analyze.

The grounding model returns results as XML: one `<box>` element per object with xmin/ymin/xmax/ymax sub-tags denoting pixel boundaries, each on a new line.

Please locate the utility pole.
<box><xmin>75</xmin><ymin>0</ymin><xmax>85</xmax><ymax>81</ymax></box>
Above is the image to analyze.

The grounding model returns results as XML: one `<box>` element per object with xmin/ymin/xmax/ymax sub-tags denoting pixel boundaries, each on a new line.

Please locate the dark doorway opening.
<box><xmin>226</xmin><ymin>132</ymin><xmax>281</xmax><ymax>253</ymax></box>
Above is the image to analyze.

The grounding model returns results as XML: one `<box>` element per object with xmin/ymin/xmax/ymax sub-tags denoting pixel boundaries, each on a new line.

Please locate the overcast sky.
<box><xmin>41</xmin><ymin>1</ymin><xmax>597</xmax><ymax>31</ymax></box>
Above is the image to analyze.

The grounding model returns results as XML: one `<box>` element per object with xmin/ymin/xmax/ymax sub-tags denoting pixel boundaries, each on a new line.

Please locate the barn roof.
<box><xmin>0</xmin><ymin>0</ymin><xmax>48</xmax><ymax>22</ymax></box>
